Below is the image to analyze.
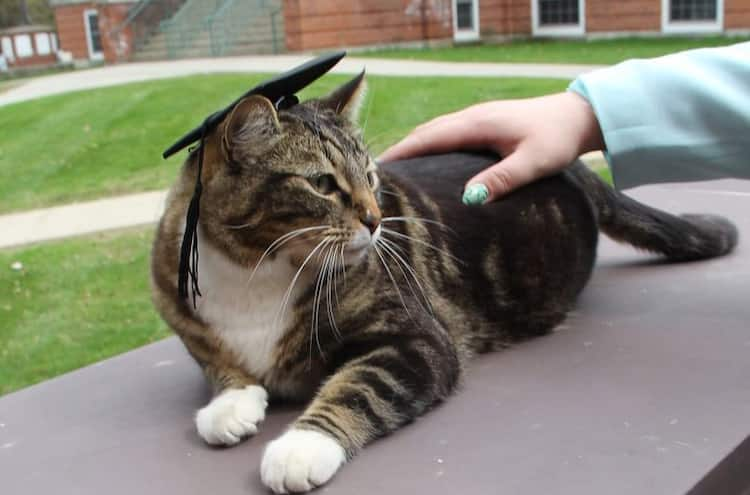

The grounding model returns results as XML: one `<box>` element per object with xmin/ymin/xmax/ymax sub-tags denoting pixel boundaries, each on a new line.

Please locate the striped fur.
<box><xmin>151</xmin><ymin>75</ymin><xmax>738</xmax><ymax>492</ymax></box>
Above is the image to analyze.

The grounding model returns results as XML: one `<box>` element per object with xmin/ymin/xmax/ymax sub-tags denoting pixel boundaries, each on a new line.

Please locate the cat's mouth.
<box><xmin>342</xmin><ymin>225</ymin><xmax>380</xmax><ymax>264</ymax></box>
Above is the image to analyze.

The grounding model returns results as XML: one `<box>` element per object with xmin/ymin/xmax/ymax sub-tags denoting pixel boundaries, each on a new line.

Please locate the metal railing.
<box><xmin>109</xmin><ymin>0</ymin><xmax>187</xmax><ymax>59</ymax></box>
<box><xmin>161</xmin><ymin>0</ymin><xmax>224</xmax><ymax>59</ymax></box>
<box><xmin>207</xmin><ymin>0</ymin><xmax>283</xmax><ymax>57</ymax></box>
<box><xmin>114</xmin><ymin>0</ymin><xmax>285</xmax><ymax>60</ymax></box>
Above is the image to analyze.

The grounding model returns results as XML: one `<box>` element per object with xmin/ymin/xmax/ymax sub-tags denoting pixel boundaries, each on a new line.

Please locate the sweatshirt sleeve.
<box><xmin>568</xmin><ymin>42</ymin><xmax>750</xmax><ymax>190</ymax></box>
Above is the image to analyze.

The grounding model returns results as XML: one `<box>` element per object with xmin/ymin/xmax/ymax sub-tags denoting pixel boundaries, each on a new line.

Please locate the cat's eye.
<box><xmin>366</xmin><ymin>170</ymin><xmax>378</xmax><ymax>190</ymax></box>
<box><xmin>310</xmin><ymin>174</ymin><xmax>338</xmax><ymax>195</ymax></box>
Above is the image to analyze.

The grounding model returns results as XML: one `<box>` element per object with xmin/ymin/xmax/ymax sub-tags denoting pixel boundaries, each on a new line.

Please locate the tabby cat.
<box><xmin>151</xmin><ymin>73</ymin><xmax>737</xmax><ymax>493</ymax></box>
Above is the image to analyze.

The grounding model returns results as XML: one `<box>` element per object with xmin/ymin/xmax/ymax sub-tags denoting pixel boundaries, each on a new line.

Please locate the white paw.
<box><xmin>261</xmin><ymin>429</ymin><xmax>346</xmax><ymax>493</ymax></box>
<box><xmin>195</xmin><ymin>385</ymin><xmax>268</xmax><ymax>446</ymax></box>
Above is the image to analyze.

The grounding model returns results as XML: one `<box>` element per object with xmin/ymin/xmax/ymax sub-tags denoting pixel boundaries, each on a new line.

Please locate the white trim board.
<box><xmin>83</xmin><ymin>8</ymin><xmax>104</xmax><ymax>61</ymax></box>
<box><xmin>661</xmin><ymin>0</ymin><xmax>724</xmax><ymax>34</ymax></box>
<box><xmin>453</xmin><ymin>0</ymin><xmax>481</xmax><ymax>42</ymax></box>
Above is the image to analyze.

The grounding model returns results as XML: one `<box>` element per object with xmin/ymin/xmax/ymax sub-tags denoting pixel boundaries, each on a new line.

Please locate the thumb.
<box><xmin>462</xmin><ymin>149</ymin><xmax>536</xmax><ymax>204</ymax></box>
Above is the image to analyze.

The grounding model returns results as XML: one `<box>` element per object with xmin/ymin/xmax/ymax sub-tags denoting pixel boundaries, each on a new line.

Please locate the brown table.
<box><xmin>1</xmin><ymin>180</ymin><xmax>749</xmax><ymax>495</ymax></box>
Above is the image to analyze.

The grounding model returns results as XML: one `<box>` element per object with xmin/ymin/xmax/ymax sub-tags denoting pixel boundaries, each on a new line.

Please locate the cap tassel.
<box><xmin>178</xmin><ymin>119</ymin><xmax>209</xmax><ymax>307</ymax></box>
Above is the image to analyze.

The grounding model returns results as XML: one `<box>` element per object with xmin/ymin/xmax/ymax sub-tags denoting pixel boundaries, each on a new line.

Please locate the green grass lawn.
<box><xmin>0</xmin><ymin>228</ymin><xmax>167</xmax><ymax>395</ymax></box>
<box><xmin>0</xmin><ymin>74</ymin><xmax>567</xmax><ymax>214</ymax></box>
<box><xmin>361</xmin><ymin>35</ymin><xmax>749</xmax><ymax>65</ymax></box>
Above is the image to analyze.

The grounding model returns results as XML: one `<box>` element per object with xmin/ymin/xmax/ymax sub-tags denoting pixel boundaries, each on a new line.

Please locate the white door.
<box><xmin>84</xmin><ymin>9</ymin><xmax>104</xmax><ymax>61</ymax></box>
<box><xmin>453</xmin><ymin>0</ymin><xmax>480</xmax><ymax>42</ymax></box>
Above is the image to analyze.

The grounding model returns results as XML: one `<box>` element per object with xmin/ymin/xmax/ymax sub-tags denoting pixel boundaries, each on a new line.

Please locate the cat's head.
<box><xmin>192</xmin><ymin>72</ymin><xmax>380</xmax><ymax>269</ymax></box>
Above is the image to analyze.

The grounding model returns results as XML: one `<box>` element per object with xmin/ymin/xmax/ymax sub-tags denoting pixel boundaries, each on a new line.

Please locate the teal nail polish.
<box><xmin>462</xmin><ymin>183</ymin><xmax>489</xmax><ymax>205</ymax></box>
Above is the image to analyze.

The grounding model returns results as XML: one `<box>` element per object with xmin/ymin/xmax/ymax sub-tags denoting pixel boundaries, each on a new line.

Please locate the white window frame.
<box><xmin>452</xmin><ymin>0</ymin><xmax>480</xmax><ymax>42</ymax></box>
<box><xmin>1</xmin><ymin>36</ymin><xmax>14</xmax><ymax>61</ymax></box>
<box><xmin>532</xmin><ymin>0</ymin><xmax>586</xmax><ymax>37</ymax></box>
<box><xmin>84</xmin><ymin>8</ymin><xmax>104</xmax><ymax>61</ymax></box>
<box><xmin>661</xmin><ymin>0</ymin><xmax>723</xmax><ymax>34</ymax></box>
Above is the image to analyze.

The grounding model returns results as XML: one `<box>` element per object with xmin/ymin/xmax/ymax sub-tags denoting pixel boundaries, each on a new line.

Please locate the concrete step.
<box><xmin>132</xmin><ymin>51</ymin><xmax>168</xmax><ymax>62</ymax></box>
<box><xmin>131</xmin><ymin>4</ymin><xmax>283</xmax><ymax>61</ymax></box>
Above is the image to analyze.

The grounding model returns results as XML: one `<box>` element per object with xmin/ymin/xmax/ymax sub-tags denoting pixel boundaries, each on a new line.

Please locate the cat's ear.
<box><xmin>321</xmin><ymin>70</ymin><xmax>367</xmax><ymax>123</ymax></box>
<box><xmin>222</xmin><ymin>95</ymin><xmax>281</xmax><ymax>156</ymax></box>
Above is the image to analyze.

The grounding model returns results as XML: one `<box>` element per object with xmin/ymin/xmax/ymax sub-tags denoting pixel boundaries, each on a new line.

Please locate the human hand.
<box><xmin>378</xmin><ymin>91</ymin><xmax>605</xmax><ymax>204</ymax></box>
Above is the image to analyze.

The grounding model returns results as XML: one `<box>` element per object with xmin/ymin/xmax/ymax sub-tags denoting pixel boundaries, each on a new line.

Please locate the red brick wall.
<box><xmin>480</xmin><ymin>0</ymin><xmax>532</xmax><ymax>36</ymax></box>
<box><xmin>53</xmin><ymin>2</ymin><xmax>133</xmax><ymax>62</ymax></box>
<box><xmin>279</xmin><ymin>0</ymin><xmax>750</xmax><ymax>52</ymax></box>
<box><xmin>9</xmin><ymin>52</ymin><xmax>57</xmax><ymax>68</ymax></box>
<box><xmin>283</xmin><ymin>0</ymin><xmax>453</xmax><ymax>51</ymax></box>
<box><xmin>100</xmin><ymin>3</ymin><xmax>133</xmax><ymax>62</ymax></box>
<box><xmin>8</xmin><ymin>49</ymin><xmax>57</xmax><ymax>68</ymax></box>
<box><xmin>587</xmin><ymin>0</ymin><xmax>661</xmax><ymax>32</ymax></box>
<box><xmin>725</xmin><ymin>0</ymin><xmax>750</xmax><ymax>29</ymax></box>
<box><xmin>54</xmin><ymin>4</ymin><xmax>89</xmax><ymax>59</ymax></box>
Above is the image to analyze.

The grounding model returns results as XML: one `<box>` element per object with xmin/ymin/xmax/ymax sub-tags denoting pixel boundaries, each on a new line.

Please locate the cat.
<box><xmin>151</xmin><ymin>73</ymin><xmax>738</xmax><ymax>493</ymax></box>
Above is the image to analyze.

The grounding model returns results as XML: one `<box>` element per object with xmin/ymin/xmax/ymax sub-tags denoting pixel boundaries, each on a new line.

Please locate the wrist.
<box><xmin>563</xmin><ymin>90</ymin><xmax>605</xmax><ymax>155</ymax></box>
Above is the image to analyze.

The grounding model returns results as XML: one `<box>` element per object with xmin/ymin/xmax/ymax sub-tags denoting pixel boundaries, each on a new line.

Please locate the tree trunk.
<box><xmin>19</xmin><ymin>0</ymin><xmax>32</xmax><ymax>25</ymax></box>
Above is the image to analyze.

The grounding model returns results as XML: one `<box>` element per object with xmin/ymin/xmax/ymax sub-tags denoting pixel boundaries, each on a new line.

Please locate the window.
<box><xmin>532</xmin><ymin>0</ymin><xmax>585</xmax><ymax>36</ymax></box>
<box><xmin>540</xmin><ymin>0</ymin><xmax>579</xmax><ymax>24</ymax></box>
<box><xmin>662</xmin><ymin>0</ymin><xmax>723</xmax><ymax>33</ymax></box>
<box><xmin>456</xmin><ymin>0</ymin><xmax>474</xmax><ymax>29</ymax></box>
<box><xmin>670</xmin><ymin>0</ymin><xmax>717</xmax><ymax>21</ymax></box>
<box><xmin>14</xmin><ymin>34</ymin><xmax>33</xmax><ymax>58</ymax></box>
<box><xmin>35</xmin><ymin>33</ymin><xmax>51</xmax><ymax>55</ymax></box>
<box><xmin>84</xmin><ymin>9</ymin><xmax>104</xmax><ymax>60</ymax></box>
<box><xmin>1</xmin><ymin>36</ymin><xmax>14</xmax><ymax>61</ymax></box>
<box><xmin>452</xmin><ymin>0</ymin><xmax>480</xmax><ymax>42</ymax></box>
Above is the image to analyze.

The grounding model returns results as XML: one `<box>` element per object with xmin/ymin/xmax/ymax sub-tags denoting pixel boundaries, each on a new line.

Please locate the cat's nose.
<box><xmin>360</xmin><ymin>210</ymin><xmax>381</xmax><ymax>234</ymax></box>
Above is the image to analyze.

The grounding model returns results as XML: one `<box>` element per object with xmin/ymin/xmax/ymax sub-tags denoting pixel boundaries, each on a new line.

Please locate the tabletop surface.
<box><xmin>1</xmin><ymin>180</ymin><xmax>749</xmax><ymax>495</ymax></box>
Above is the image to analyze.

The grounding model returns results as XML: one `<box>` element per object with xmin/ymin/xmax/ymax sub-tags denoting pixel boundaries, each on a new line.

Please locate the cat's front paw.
<box><xmin>261</xmin><ymin>429</ymin><xmax>346</xmax><ymax>493</ymax></box>
<box><xmin>195</xmin><ymin>385</ymin><xmax>268</xmax><ymax>446</ymax></box>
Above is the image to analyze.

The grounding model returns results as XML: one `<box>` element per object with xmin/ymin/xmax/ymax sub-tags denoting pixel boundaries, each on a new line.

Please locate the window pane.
<box><xmin>87</xmin><ymin>12</ymin><xmax>102</xmax><ymax>53</ymax></box>
<box><xmin>1</xmin><ymin>37</ymin><xmax>14</xmax><ymax>61</ymax></box>
<box><xmin>539</xmin><ymin>0</ymin><xmax>580</xmax><ymax>25</ymax></box>
<box><xmin>456</xmin><ymin>1</ymin><xmax>474</xmax><ymax>30</ymax></box>
<box><xmin>35</xmin><ymin>33</ymin><xmax>51</xmax><ymax>55</ymax></box>
<box><xmin>670</xmin><ymin>0</ymin><xmax>717</xmax><ymax>21</ymax></box>
<box><xmin>14</xmin><ymin>34</ymin><xmax>33</xmax><ymax>58</ymax></box>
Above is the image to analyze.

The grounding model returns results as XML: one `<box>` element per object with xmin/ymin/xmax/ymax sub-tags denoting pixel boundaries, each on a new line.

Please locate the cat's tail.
<box><xmin>564</xmin><ymin>161</ymin><xmax>738</xmax><ymax>261</ymax></box>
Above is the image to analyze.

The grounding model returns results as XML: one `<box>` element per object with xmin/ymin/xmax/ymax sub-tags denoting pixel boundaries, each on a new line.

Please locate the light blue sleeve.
<box><xmin>568</xmin><ymin>42</ymin><xmax>750</xmax><ymax>190</ymax></box>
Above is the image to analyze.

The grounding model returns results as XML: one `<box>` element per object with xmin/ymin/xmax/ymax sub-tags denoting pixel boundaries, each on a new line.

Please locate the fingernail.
<box><xmin>462</xmin><ymin>183</ymin><xmax>489</xmax><ymax>205</ymax></box>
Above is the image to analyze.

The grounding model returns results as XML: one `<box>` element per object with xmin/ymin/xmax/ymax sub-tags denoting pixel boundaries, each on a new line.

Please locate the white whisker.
<box><xmin>275</xmin><ymin>236</ymin><xmax>331</xmax><ymax>333</ymax></box>
<box><xmin>381</xmin><ymin>216</ymin><xmax>456</xmax><ymax>234</ymax></box>
<box><xmin>332</xmin><ymin>243</ymin><xmax>343</xmax><ymax>309</ymax></box>
<box><xmin>378</xmin><ymin>189</ymin><xmax>400</xmax><ymax>198</ymax></box>
<box><xmin>325</xmin><ymin>246</ymin><xmax>343</xmax><ymax>342</ymax></box>
<box><xmin>381</xmin><ymin>227</ymin><xmax>465</xmax><ymax>265</ymax></box>
<box><xmin>378</xmin><ymin>237</ymin><xmax>434</xmax><ymax>316</ymax></box>
<box><xmin>339</xmin><ymin>242</ymin><xmax>348</xmax><ymax>291</ymax></box>
<box><xmin>246</xmin><ymin>225</ymin><xmax>331</xmax><ymax>291</ymax></box>
<box><xmin>309</xmin><ymin>243</ymin><xmax>333</xmax><ymax>362</ymax></box>
<box><xmin>373</xmin><ymin>244</ymin><xmax>412</xmax><ymax>318</ymax></box>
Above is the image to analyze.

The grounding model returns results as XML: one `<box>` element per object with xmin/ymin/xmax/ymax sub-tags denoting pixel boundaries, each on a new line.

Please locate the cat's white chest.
<box><xmin>192</xmin><ymin>237</ymin><xmax>305</xmax><ymax>379</ymax></box>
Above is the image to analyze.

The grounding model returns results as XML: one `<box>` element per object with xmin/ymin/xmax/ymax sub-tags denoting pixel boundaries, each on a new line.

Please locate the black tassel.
<box><xmin>177</xmin><ymin>119</ymin><xmax>209</xmax><ymax>307</ymax></box>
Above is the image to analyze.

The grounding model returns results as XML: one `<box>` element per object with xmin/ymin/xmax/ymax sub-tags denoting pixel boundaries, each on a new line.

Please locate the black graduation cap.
<box><xmin>164</xmin><ymin>51</ymin><xmax>347</xmax><ymax>305</ymax></box>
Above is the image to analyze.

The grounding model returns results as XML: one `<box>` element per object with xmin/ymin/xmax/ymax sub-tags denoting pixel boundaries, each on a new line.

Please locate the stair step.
<box><xmin>131</xmin><ymin>0</ymin><xmax>284</xmax><ymax>61</ymax></box>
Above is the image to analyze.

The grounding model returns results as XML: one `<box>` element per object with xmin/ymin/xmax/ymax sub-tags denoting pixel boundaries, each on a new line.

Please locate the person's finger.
<box><xmin>378</xmin><ymin>115</ymin><xmax>490</xmax><ymax>163</ymax></box>
<box><xmin>462</xmin><ymin>148</ymin><xmax>539</xmax><ymax>204</ymax></box>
